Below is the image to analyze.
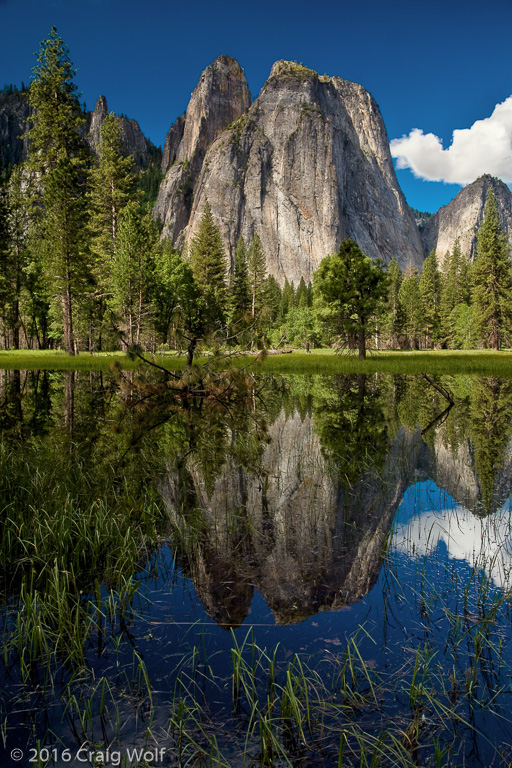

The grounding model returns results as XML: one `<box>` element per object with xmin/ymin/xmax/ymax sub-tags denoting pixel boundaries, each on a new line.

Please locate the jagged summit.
<box><xmin>420</xmin><ymin>175</ymin><xmax>512</xmax><ymax>264</ymax></box>
<box><xmin>155</xmin><ymin>56</ymin><xmax>424</xmax><ymax>282</ymax></box>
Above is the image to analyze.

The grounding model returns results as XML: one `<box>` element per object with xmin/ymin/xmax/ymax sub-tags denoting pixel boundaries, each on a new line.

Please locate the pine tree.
<box><xmin>439</xmin><ymin>238</ymin><xmax>470</xmax><ymax>346</ymax></box>
<box><xmin>419</xmin><ymin>250</ymin><xmax>441</xmax><ymax>348</ymax></box>
<box><xmin>0</xmin><ymin>168</ymin><xmax>30</xmax><ymax>348</ymax></box>
<box><xmin>26</xmin><ymin>27</ymin><xmax>90</xmax><ymax>354</ymax></box>
<box><xmin>398</xmin><ymin>263</ymin><xmax>422</xmax><ymax>349</ymax></box>
<box><xmin>189</xmin><ymin>201</ymin><xmax>227</xmax><ymax>332</ymax></box>
<box><xmin>89</xmin><ymin>112</ymin><xmax>136</xmax><ymax>264</ymax></box>
<box><xmin>247</xmin><ymin>234</ymin><xmax>266</xmax><ymax>318</ymax></box>
<box><xmin>384</xmin><ymin>258</ymin><xmax>403</xmax><ymax>347</ymax></box>
<box><xmin>313</xmin><ymin>239</ymin><xmax>388</xmax><ymax>359</ymax></box>
<box><xmin>111</xmin><ymin>203</ymin><xmax>157</xmax><ymax>345</ymax></box>
<box><xmin>472</xmin><ymin>190</ymin><xmax>512</xmax><ymax>349</ymax></box>
<box><xmin>228</xmin><ymin>236</ymin><xmax>251</xmax><ymax>330</ymax></box>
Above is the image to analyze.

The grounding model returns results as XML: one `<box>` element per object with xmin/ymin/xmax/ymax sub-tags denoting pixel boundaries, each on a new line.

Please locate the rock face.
<box><xmin>0</xmin><ymin>89</ymin><xmax>158</xmax><ymax>171</ymax></box>
<box><xmin>86</xmin><ymin>95</ymin><xmax>159</xmax><ymax>168</ymax></box>
<box><xmin>155</xmin><ymin>59</ymin><xmax>424</xmax><ymax>282</ymax></box>
<box><xmin>154</xmin><ymin>55</ymin><xmax>251</xmax><ymax>242</ymax></box>
<box><xmin>0</xmin><ymin>89</ymin><xmax>31</xmax><ymax>170</ymax></box>
<box><xmin>420</xmin><ymin>175</ymin><xmax>512</xmax><ymax>266</ymax></box>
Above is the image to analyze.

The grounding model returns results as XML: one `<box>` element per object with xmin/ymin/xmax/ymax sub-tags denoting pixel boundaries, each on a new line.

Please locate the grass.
<box><xmin>1</xmin><ymin>347</ymin><xmax>512</xmax><ymax>376</ymax></box>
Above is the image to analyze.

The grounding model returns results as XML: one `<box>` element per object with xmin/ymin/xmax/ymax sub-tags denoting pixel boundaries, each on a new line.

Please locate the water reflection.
<box><xmin>2</xmin><ymin>368</ymin><xmax>512</xmax><ymax>765</ymax></box>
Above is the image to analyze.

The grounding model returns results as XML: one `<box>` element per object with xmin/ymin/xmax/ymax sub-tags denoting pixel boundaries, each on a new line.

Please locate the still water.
<box><xmin>1</xmin><ymin>369</ymin><xmax>512</xmax><ymax>766</ymax></box>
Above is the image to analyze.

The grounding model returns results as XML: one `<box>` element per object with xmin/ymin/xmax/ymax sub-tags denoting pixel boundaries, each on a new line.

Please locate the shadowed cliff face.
<box><xmin>86</xmin><ymin>95</ymin><xmax>159</xmax><ymax>168</ymax></box>
<box><xmin>159</xmin><ymin>374</ymin><xmax>512</xmax><ymax>629</ymax></box>
<box><xmin>420</xmin><ymin>175</ymin><xmax>512</xmax><ymax>265</ymax></box>
<box><xmin>155</xmin><ymin>59</ymin><xmax>424</xmax><ymax>282</ymax></box>
<box><xmin>0</xmin><ymin>90</ymin><xmax>31</xmax><ymax>170</ymax></box>
<box><xmin>154</xmin><ymin>55</ymin><xmax>252</xmax><ymax>240</ymax></box>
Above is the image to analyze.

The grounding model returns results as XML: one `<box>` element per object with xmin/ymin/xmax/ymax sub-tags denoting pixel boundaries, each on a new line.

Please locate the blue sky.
<box><xmin>1</xmin><ymin>0</ymin><xmax>511</xmax><ymax>213</ymax></box>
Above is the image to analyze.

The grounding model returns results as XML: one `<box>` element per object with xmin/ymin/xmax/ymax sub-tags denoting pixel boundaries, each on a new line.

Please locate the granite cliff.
<box><xmin>154</xmin><ymin>55</ymin><xmax>252</xmax><ymax>242</ymax></box>
<box><xmin>420</xmin><ymin>175</ymin><xmax>512</xmax><ymax>265</ymax></box>
<box><xmin>155</xmin><ymin>59</ymin><xmax>424</xmax><ymax>283</ymax></box>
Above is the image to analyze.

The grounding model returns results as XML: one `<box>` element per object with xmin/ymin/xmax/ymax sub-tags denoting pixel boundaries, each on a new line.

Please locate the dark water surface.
<box><xmin>1</xmin><ymin>369</ymin><xmax>512</xmax><ymax>766</ymax></box>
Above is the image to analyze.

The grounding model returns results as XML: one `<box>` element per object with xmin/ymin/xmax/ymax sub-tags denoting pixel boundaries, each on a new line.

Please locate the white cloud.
<box><xmin>390</xmin><ymin>97</ymin><xmax>512</xmax><ymax>184</ymax></box>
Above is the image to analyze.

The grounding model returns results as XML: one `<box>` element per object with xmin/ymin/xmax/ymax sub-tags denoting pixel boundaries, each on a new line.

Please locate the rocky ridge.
<box><xmin>420</xmin><ymin>175</ymin><xmax>512</xmax><ymax>264</ymax></box>
<box><xmin>156</xmin><ymin>58</ymin><xmax>424</xmax><ymax>283</ymax></box>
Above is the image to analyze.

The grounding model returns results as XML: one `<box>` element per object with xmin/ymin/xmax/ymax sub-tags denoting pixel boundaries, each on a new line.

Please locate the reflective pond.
<box><xmin>1</xmin><ymin>369</ymin><xmax>512</xmax><ymax>766</ymax></box>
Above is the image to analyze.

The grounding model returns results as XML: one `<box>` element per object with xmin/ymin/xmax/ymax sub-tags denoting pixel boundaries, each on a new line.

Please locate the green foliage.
<box><xmin>313</xmin><ymin>239</ymin><xmax>388</xmax><ymax>359</ymax></box>
<box><xmin>151</xmin><ymin>238</ymin><xmax>201</xmax><ymax>346</ymax></box>
<box><xmin>189</xmin><ymin>201</ymin><xmax>227</xmax><ymax>333</ymax></box>
<box><xmin>228</xmin><ymin>236</ymin><xmax>251</xmax><ymax>333</ymax></box>
<box><xmin>382</xmin><ymin>258</ymin><xmax>403</xmax><ymax>346</ymax></box>
<box><xmin>398</xmin><ymin>263</ymin><xmax>422</xmax><ymax>348</ymax></box>
<box><xmin>247</xmin><ymin>233</ymin><xmax>267</xmax><ymax>318</ymax></box>
<box><xmin>419</xmin><ymin>251</ymin><xmax>441</xmax><ymax>347</ymax></box>
<box><xmin>471</xmin><ymin>190</ymin><xmax>512</xmax><ymax>349</ymax></box>
<box><xmin>26</xmin><ymin>27</ymin><xmax>90</xmax><ymax>354</ymax></box>
<box><xmin>111</xmin><ymin>202</ymin><xmax>157</xmax><ymax>344</ymax></box>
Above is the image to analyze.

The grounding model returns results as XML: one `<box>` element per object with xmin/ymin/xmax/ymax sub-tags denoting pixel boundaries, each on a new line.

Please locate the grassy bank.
<box><xmin>1</xmin><ymin>348</ymin><xmax>512</xmax><ymax>377</ymax></box>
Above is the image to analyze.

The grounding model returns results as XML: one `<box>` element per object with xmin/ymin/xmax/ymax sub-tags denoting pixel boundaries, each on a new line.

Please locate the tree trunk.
<box><xmin>357</xmin><ymin>321</ymin><xmax>366</xmax><ymax>360</ymax></box>
<box><xmin>61</xmin><ymin>278</ymin><xmax>75</xmax><ymax>355</ymax></box>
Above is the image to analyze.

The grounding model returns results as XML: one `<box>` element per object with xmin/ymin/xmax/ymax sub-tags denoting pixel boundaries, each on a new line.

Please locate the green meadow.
<box><xmin>1</xmin><ymin>348</ymin><xmax>512</xmax><ymax>377</ymax></box>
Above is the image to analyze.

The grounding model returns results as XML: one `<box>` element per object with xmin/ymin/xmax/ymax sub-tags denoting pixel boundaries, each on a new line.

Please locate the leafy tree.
<box><xmin>419</xmin><ymin>250</ymin><xmax>441</xmax><ymax>348</ymax></box>
<box><xmin>471</xmin><ymin>190</ymin><xmax>512</xmax><ymax>349</ymax></box>
<box><xmin>26</xmin><ymin>27</ymin><xmax>90</xmax><ymax>354</ymax></box>
<box><xmin>278</xmin><ymin>278</ymin><xmax>295</xmax><ymax>322</ymax></box>
<box><xmin>151</xmin><ymin>238</ymin><xmax>200</xmax><ymax>347</ymax></box>
<box><xmin>260</xmin><ymin>275</ymin><xmax>282</xmax><ymax>332</ymax></box>
<box><xmin>313</xmin><ymin>239</ymin><xmax>388</xmax><ymax>359</ymax></box>
<box><xmin>189</xmin><ymin>201</ymin><xmax>227</xmax><ymax>332</ymax></box>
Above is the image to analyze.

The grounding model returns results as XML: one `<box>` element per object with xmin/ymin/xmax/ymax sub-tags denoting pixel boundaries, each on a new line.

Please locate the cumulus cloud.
<box><xmin>390</xmin><ymin>97</ymin><xmax>512</xmax><ymax>184</ymax></box>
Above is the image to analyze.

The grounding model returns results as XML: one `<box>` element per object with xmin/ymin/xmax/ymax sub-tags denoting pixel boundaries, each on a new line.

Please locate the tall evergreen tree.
<box><xmin>26</xmin><ymin>27</ymin><xmax>90</xmax><ymax>354</ymax></box>
<box><xmin>383</xmin><ymin>258</ymin><xmax>403</xmax><ymax>347</ymax></box>
<box><xmin>419</xmin><ymin>250</ymin><xmax>441</xmax><ymax>348</ymax></box>
<box><xmin>247</xmin><ymin>234</ymin><xmax>267</xmax><ymax>318</ymax></box>
<box><xmin>89</xmin><ymin>112</ymin><xmax>136</xmax><ymax>264</ymax></box>
<box><xmin>472</xmin><ymin>190</ymin><xmax>512</xmax><ymax>349</ymax></box>
<box><xmin>398</xmin><ymin>263</ymin><xmax>422</xmax><ymax>348</ymax></box>
<box><xmin>0</xmin><ymin>168</ymin><xmax>30</xmax><ymax>348</ymax></box>
<box><xmin>111</xmin><ymin>203</ymin><xmax>156</xmax><ymax>345</ymax></box>
<box><xmin>189</xmin><ymin>201</ymin><xmax>227</xmax><ymax>332</ymax></box>
<box><xmin>228</xmin><ymin>236</ymin><xmax>251</xmax><ymax>330</ymax></box>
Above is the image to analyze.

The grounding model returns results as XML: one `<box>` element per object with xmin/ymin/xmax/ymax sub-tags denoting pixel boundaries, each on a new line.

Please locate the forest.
<box><xmin>1</xmin><ymin>28</ymin><xmax>512</xmax><ymax>360</ymax></box>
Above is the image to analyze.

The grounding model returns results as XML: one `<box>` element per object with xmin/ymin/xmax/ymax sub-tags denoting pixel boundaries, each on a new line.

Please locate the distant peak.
<box><xmin>94</xmin><ymin>95</ymin><xmax>108</xmax><ymax>115</ymax></box>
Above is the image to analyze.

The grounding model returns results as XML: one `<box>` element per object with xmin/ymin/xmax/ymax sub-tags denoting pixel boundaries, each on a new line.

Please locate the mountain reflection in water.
<box><xmin>2</xmin><ymin>368</ymin><xmax>512</xmax><ymax>766</ymax></box>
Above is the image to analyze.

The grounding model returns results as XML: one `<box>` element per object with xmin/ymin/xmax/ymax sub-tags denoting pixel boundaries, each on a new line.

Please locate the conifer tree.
<box><xmin>313</xmin><ymin>239</ymin><xmax>388</xmax><ymax>359</ymax></box>
<box><xmin>89</xmin><ymin>112</ymin><xmax>136</xmax><ymax>264</ymax></box>
<box><xmin>247</xmin><ymin>234</ymin><xmax>267</xmax><ymax>318</ymax></box>
<box><xmin>26</xmin><ymin>27</ymin><xmax>90</xmax><ymax>354</ymax></box>
<box><xmin>151</xmin><ymin>238</ymin><xmax>199</xmax><ymax>347</ymax></box>
<box><xmin>189</xmin><ymin>201</ymin><xmax>227</xmax><ymax>331</ymax></box>
<box><xmin>228</xmin><ymin>236</ymin><xmax>251</xmax><ymax>329</ymax></box>
<box><xmin>111</xmin><ymin>203</ymin><xmax>156</xmax><ymax>345</ymax></box>
<box><xmin>472</xmin><ymin>190</ymin><xmax>512</xmax><ymax>349</ymax></box>
<box><xmin>419</xmin><ymin>250</ymin><xmax>441</xmax><ymax>348</ymax></box>
<box><xmin>398</xmin><ymin>263</ymin><xmax>422</xmax><ymax>348</ymax></box>
<box><xmin>384</xmin><ymin>258</ymin><xmax>403</xmax><ymax>347</ymax></box>
<box><xmin>0</xmin><ymin>168</ymin><xmax>30</xmax><ymax>348</ymax></box>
